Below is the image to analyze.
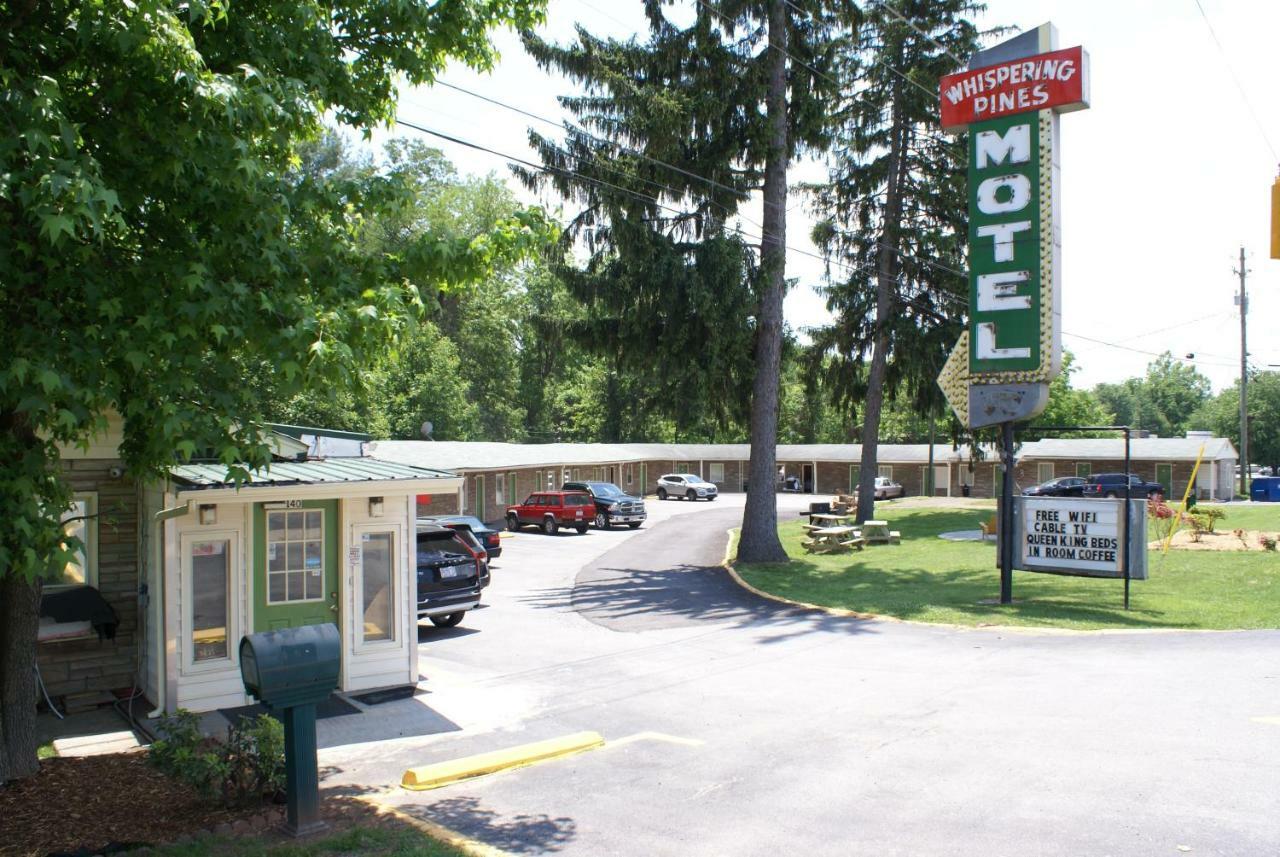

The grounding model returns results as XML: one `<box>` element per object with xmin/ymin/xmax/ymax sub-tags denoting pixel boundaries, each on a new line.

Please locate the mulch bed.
<box><xmin>0</xmin><ymin>751</ymin><xmax>274</xmax><ymax>857</ymax></box>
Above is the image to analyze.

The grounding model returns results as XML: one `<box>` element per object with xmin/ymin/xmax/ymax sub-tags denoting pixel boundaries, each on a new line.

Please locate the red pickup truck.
<box><xmin>506</xmin><ymin>491</ymin><xmax>594</xmax><ymax>535</ymax></box>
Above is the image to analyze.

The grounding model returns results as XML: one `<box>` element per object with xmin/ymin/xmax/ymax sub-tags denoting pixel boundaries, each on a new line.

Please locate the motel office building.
<box><xmin>367</xmin><ymin>435</ymin><xmax>1238</xmax><ymax>523</ymax></box>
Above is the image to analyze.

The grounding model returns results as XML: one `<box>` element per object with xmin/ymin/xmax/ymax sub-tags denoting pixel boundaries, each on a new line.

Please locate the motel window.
<box><xmin>190</xmin><ymin>538</ymin><xmax>230</xmax><ymax>662</ymax></box>
<box><xmin>1037</xmin><ymin>463</ymin><xmax>1054</xmax><ymax>483</ymax></box>
<box><xmin>267</xmin><ymin>510</ymin><xmax>324</xmax><ymax>603</ymax></box>
<box><xmin>495</xmin><ymin>475</ymin><xmax>505</xmax><ymax>506</ymax></box>
<box><xmin>878</xmin><ymin>465</ymin><xmax>893</xmax><ymax>479</ymax></box>
<box><xmin>360</xmin><ymin>531</ymin><xmax>395</xmax><ymax>644</ymax></box>
<box><xmin>1075</xmin><ymin>462</ymin><xmax>1091</xmax><ymax>478</ymax></box>
<box><xmin>709</xmin><ymin>462</ymin><xmax>725</xmax><ymax>483</ymax></box>
<box><xmin>53</xmin><ymin>493</ymin><xmax>98</xmax><ymax>588</ymax></box>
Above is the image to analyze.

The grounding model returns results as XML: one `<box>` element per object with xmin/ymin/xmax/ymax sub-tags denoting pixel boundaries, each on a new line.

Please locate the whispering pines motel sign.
<box><xmin>936</xmin><ymin>25</ymin><xmax>1090</xmax><ymax>429</ymax></box>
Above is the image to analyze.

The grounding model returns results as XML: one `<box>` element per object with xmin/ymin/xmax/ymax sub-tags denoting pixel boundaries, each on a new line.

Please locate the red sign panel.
<box><xmin>939</xmin><ymin>46</ymin><xmax>1088</xmax><ymax>130</ymax></box>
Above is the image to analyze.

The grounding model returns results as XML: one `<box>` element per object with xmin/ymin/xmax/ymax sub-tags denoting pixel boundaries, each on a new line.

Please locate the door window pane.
<box><xmin>267</xmin><ymin>509</ymin><xmax>324</xmax><ymax>603</ymax></box>
<box><xmin>361</xmin><ymin>532</ymin><xmax>395</xmax><ymax>643</ymax></box>
<box><xmin>191</xmin><ymin>540</ymin><xmax>229</xmax><ymax>662</ymax></box>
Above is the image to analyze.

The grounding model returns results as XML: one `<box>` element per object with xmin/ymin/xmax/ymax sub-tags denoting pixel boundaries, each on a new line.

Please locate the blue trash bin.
<box><xmin>1251</xmin><ymin>476</ymin><xmax>1278</xmax><ymax>502</ymax></box>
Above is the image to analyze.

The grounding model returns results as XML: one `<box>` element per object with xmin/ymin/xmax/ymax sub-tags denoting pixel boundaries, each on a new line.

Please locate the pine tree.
<box><xmin>808</xmin><ymin>0</ymin><xmax>986</xmax><ymax>520</ymax></box>
<box><xmin>521</xmin><ymin>0</ymin><xmax>853</xmax><ymax>561</ymax></box>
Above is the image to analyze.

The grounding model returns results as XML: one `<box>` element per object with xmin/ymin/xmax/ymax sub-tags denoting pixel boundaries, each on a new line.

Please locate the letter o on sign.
<box><xmin>976</xmin><ymin>173</ymin><xmax>1031</xmax><ymax>215</ymax></box>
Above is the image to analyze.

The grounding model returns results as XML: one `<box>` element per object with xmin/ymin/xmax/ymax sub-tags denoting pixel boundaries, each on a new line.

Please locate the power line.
<box><xmin>1191</xmin><ymin>0</ymin><xmax>1279</xmax><ymax>164</ymax></box>
<box><xmin>427</xmin><ymin>78</ymin><xmax>980</xmax><ymax>289</ymax></box>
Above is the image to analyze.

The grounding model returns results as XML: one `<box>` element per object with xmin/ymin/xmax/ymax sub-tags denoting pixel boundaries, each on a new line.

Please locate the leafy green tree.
<box><xmin>522</xmin><ymin>0</ymin><xmax>853</xmax><ymax>561</ymax></box>
<box><xmin>0</xmin><ymin>0</ymin><xmax>549</xmax><ymax>781</ymax></box>
<box><xmin>1192</xmin><ymin>372</ymin><xmax>1280</xmax><ymax>475</ymax></box>
<box><xmin>1095</xmin><ymin>353</ymin><xmax>1211</xmax><ymax>438</ymax></box>
<box><xmin>808</xmin><ymin>1</ymin><xmax>985</xmax><ymax>521</ymax></box>
<box><xmin>1027</xmin><ymin>352</ymin><xmax>1115</xmax><ymax>436</ymax></box>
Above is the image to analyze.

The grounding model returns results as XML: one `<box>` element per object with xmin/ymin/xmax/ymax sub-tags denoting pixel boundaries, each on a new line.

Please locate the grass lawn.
<box><xmin>142</xmin><ymin>824</ymin><xmax>470</xmax><ymax>857</ymax></box>
<box><xmin>735</xmin><ymin>502</ymin><xmax>1280</xmax><ymax>630</ymax></box>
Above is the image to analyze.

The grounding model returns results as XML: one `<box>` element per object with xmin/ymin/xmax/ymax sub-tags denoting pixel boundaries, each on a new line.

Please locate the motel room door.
<box><xmin>253</xmin><ymin>500</ymin><xmax>340</xmax><ymax>632</ymax></box>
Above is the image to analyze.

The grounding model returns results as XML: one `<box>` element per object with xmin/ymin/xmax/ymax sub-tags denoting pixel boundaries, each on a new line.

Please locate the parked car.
<box><xmin>1022</xmin><ymin>476</ymin><xmax>1087</xmax><ymax>497</ymax></box>
<box><xmin>874</xmin><ymin>476</ymin><xmax>903</xmax><ymax>500</ymax></box>
<box><xmin>420</xmin><ymin>514</ymin><xmax>503</xmax><ymax>559</ymax></box>
<box><xmin>656</xmin><ymin>473</ymin><xmax>718</xmax><ymax>501</ymax></box>
<box><xmin>416</xmin><ymin>523</ymin><xmax>490</xmax><ymax>628</ymax></box>
<box><xmin>562</xmin><ymin>481</ymin><xmax>647</xmax><ymax>529</ymax></box>
<box><xmin>1081</xmin><ymin>473</ymin><xmax>1166</xmax><ymax>500</ymax></box>
<box><xmin>505</xmin><ymin>491</ymin><xmax>593</xmax><ymax>534</ymax></box>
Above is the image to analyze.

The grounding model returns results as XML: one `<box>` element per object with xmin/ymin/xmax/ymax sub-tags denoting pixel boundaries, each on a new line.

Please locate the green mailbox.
<box><xmin>240</xmin><ymin>623</ymin><xmax>340</xmax><ymax>709</ymax></box>
<box><xmin>239</xmin><ymin>624</ymin><xmax>340</xmax><ymax>837</ymax></box>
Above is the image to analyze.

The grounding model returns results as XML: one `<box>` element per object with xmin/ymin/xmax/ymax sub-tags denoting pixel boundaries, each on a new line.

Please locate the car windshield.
<box><xmin>683</xmin><ymin>474</ymin><xmax>707</xmax><ymax>484</ymax></box>
<box><xmin>586</xmin><ymin>482</ymin><xmax>624</xmax><ymax>498</ymax></box>
<box><xmin>565</xmin><ymin>494</ymin><xmax>593</xmax><ymax>506</ymax></box>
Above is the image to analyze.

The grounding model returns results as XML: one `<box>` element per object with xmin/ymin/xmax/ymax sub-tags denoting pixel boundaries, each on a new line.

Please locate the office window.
<box><xmin>54</xmin><ymin>494</ymin><xmax>97</xmax><ymax>588</ymax></box>
<box><xmin>709</xmin><ymin>462</ymin><xmax>725</xmax><ymax>483</ymax></box>
<box><xmin>190</xmin><ymin>539</ymin><xmax>229</xmax><ymax>661</ymax></box>
<box><xmin>360</xmin><ymin>531</ymin><xmax>395</xmax><ymax>644</ymax></box>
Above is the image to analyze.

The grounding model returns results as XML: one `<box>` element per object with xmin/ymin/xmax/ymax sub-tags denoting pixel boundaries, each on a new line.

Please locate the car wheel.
<box><xmin>506</xmin><ymin>514</ymin><xmax>520</xmax><ymax>532</ymax></box>
<box><xmin>542</xmin><ymin>516</ymin><xmax>558</xmax><ymax>535</ymax></box>
<box><xmin>430</xmin><ymin>612</ymin><xmax>464</xmax><ymax>628</ymax></box>
<box><xmin>686</xmin><ymin>489</ymin><xmax>696</xmax><ymax>501</ymax></box>
<box><xmin>657</xmin><ymin>488</ymin><xmax>668</xmax><ymax>501</ymax></box>
<box><xmin>595</xmin><ymin>511</ymin><xmax>608</xmax><ymax>529</ymax></box>
<box><xmin>627</xmin><ymin>522</ymin><xmax>641</xmax><ymax>529</ymax></box>
<box><xmin>575</xmin><ymin>524</ymin><xmax>589</xmax><ymax>534</ymax></box>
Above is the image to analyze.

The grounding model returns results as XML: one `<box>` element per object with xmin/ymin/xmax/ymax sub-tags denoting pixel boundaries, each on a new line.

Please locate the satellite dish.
<box><xmin>420</xmin><ymin>420</ymin><xmax>434</xmax><ymax>440</ymax></box>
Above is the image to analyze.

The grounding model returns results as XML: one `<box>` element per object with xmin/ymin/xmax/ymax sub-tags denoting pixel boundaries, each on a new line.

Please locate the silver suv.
<box><xmin>656</xmin><ymin>473</ymin><xmax>719</xmax><ymax>501</ymax></box>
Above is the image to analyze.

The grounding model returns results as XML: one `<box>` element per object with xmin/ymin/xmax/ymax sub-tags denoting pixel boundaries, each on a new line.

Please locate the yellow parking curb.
<box><xmin>400</xmin><ymin>731</ymin><xmax>605</xmax><ymax>791</ymax></box>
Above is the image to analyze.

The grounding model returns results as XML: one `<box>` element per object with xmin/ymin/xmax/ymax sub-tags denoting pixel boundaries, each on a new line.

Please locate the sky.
<box><xmin>380</xmin><ymin>0</ymin><xmax>1280</xmax><ymax>393</ymax></box>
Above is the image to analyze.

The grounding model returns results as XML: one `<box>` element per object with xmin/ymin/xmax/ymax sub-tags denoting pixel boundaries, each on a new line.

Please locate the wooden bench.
<box><xmin>978</xmin><ymin>515</ymin><xmax>998</xmax><ymax>539</ymax></box>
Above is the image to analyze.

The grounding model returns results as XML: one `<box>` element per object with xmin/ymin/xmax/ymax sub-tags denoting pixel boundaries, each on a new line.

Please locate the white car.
<box><xmin>656</xmin><ymin>473</ymin><xmax>719</xmax><ymax>501</ymax></box>
<box><xmin>874</xmin><ymin>476</ymin><xmax>903</xmax><ymax>500</ymax></box>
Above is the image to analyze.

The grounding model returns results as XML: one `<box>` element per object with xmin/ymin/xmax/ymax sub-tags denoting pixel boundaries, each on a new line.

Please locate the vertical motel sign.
<box><xmin>937</xmin><ymin>25</ymin><xmax>1090</xmax><ymax>428</ymax></box>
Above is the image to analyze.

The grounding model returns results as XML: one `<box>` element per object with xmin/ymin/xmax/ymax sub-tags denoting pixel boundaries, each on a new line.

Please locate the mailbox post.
<box><xmin>239</xmin><ymin>623</ymin><xmax>340</xmax><ymax>837</ymax></box>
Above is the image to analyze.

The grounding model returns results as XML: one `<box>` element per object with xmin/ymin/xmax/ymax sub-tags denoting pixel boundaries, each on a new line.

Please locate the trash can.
<box><xmin>1250</xmin><ymin>477</ymin><xmax>1276</xmax><ymax>502</ymax></box>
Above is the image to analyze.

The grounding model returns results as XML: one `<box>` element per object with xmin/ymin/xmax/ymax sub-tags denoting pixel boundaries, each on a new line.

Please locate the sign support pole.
<box><xmin>1000</xmin><ymin>420</ymin><xmax>1016</xmax><ymax>605</ymax></box>
<box><xmin>1123</xmin><ymin>427</ymin><xmax>1132</xmax><ymax>611</ymax></box>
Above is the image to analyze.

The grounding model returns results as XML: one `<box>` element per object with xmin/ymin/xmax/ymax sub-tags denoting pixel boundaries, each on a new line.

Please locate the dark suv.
<box><xmin>1081</xmin><ymin>473</ymin><xmax>1166</xmax><ymax>500</ymax></box>
<box><xmin>416</xmin><ymin>524</ymin><xmax>490</xmax><ymax>628</ymax></box>
<box><xmin>562</xmin><ymin>481</ymin><xmax>647</xmax><ymax>530</ymax></box>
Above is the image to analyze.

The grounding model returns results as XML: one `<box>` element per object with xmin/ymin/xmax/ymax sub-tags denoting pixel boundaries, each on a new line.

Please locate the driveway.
<box><xmin>323</xmin><ymin>494</ymin><xmax>1280</xmax><ymax>856</ymax></box>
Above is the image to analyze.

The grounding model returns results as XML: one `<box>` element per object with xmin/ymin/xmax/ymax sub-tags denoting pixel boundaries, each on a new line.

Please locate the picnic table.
<box><xmin>802</xmin><ymin>525</ymin><xmax>866</xmax><ymax>554</ymax></box>
<box><xmin>807</xmin><ymin>511</ymin><xmax>857</xmax><ymax>527</ymax></box>
<box><xmin>860</xmin><ymin>520</ymin><xmax>901</xmax><ymax>545</ymax></box>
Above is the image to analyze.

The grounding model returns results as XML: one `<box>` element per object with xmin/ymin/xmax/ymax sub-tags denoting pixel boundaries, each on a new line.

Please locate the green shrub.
<box><xmin>149</xmin><ymin>709</ymin><xmax>284</xmax><ymax>807</ymax></box>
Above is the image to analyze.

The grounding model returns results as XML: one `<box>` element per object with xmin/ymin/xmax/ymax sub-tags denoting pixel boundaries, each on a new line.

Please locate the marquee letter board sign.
<box><xmin>936</xmin><ymin>24</ymin><xmax>1090</xmax><ymax>428</ymax></box>
<box><xmin>1014</xmin><ymin>497</ymin><xmax>1148</xmax><ymax>580</ymax></box>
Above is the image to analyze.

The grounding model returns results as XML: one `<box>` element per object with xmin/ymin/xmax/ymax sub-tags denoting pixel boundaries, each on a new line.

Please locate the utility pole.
<box><xmin>1236</xmin><ymin>246</ymin><xmax>1249</xmax><ymax>496</ymax></box>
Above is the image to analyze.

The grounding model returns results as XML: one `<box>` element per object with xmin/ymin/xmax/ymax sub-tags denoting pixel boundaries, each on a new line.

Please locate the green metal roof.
<box><xmin>266</xmin><ymin>423</ymin><xmax>372</xmax><ymax>442</ymax></box>
<box><xmin>170</xmin><ymin>457</ymin><xmax>455</xmax><ymax>490</ymax></box>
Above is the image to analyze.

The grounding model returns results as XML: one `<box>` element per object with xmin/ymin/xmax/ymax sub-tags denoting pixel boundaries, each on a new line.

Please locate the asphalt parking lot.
<box><xmin>322</xmin><ymin>494</ymin><xmax>1280</xmax><ymax>856</ymax></box>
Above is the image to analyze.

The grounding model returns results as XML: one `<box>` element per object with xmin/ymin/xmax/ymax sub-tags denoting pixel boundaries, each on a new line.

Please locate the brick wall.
<box><xmin>37</xmin><ymin>459</ymin><xmax>140</xmax><ymax>701</ymax></box>
<box><xmin>964</xmin><ymin>457</ymin><xmax>1202</xmax><ymax>500</ymax></box>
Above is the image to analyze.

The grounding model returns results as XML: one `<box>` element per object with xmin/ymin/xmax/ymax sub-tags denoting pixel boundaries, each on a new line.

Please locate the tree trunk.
<box><xmin>855</xmin><ymin>101</ymin><xmax>909</xmax><ymax>524</ymax></box>
<box><xmin>0</xmin><ymin>572</ymin><xmax>42</xmax><ymax>783</ymax></box>
<box><xmin>738</xmin><ymin>0</ymin><xmax>790</xmax><ymax>564</ymax></box>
